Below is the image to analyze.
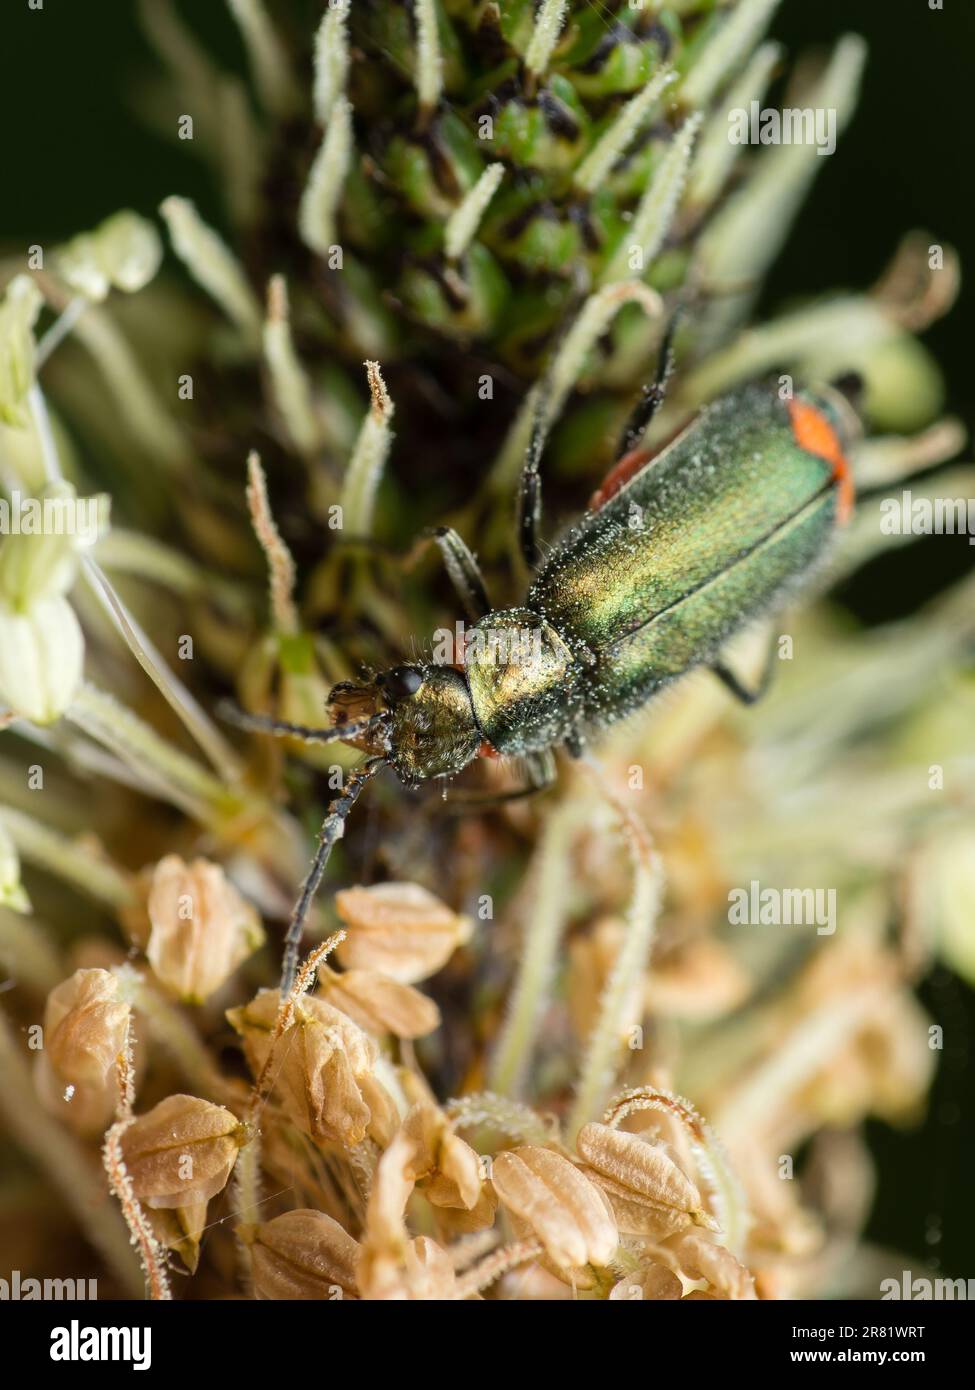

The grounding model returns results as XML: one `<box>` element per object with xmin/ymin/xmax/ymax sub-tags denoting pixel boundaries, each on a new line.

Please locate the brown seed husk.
<box><xmin>334</xmin><ymin>882</ymin><xmax>470</xmax><ymax>983</ymax></box>
<box><xmin>249</xmin><ymin>1209</ymin><xmax>360</xmax><ymax>1300</ymax></box>
<box><xmin>227</xmin><ymin>987</ymin><xmax>398</xmax><ymax>1148</ymax></box>
<box><xmin>318</xmin><ymin>967</ymin><xmax>440</xmax><ymax>1039</ymax></box>
<box><xmin>43</xmin><ymin>967</ymin><xmax>131</xmax><ymax>1088</ymax></box>
<box><xmin>668</xmin><ymin>1230</ymin><xmax>757</xmax><ymax>1300</ymax></box>
<box><xmin>141</xmin><ymin>855</ymin><xmax>264</xmax><ymax>1003</ymax></box>
<box><xmin>119</xmin><ymin>1093</ymin><xmax>242</xmax><ymax>1209</ymax></box>
<box><xmin>576</xmin><ymin>1122</ymin><xmax>711</xmax><ymax>1227</ymax></box>
<box><xmin>491</xmin><ymin>1146</ymin><xmax>618</xmax><ymax>1271</ymax></box>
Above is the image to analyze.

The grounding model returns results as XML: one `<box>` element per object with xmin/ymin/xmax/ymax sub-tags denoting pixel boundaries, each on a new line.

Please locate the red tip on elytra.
<box><xmin>588</xmin><ymin>446</ymin><xmax>655</xmax><ymax>511</ymax></box>
<box><xmin>787</xmin><ymin>398</ymin><xmax>855</xmax><ymax>525</ymax></box>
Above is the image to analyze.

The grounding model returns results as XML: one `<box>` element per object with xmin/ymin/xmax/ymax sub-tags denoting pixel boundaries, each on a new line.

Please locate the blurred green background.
<box><xmin>2</xmin><ymin>0</ymin><xmax>973</xmax><ymax>1288</ymax></box>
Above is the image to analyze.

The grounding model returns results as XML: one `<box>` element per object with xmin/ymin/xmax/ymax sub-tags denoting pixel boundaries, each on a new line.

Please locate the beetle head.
<box><xmin>328</xmin><ymin>665</ymin><xmax>480</xmax><ymax>785</ymax></box>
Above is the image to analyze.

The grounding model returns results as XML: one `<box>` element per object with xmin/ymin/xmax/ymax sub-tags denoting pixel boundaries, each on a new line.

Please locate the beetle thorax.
<box><xmin>465</xmin><ymin>607</ymin><xmax>582</xmax><ymax>757</ymax></box>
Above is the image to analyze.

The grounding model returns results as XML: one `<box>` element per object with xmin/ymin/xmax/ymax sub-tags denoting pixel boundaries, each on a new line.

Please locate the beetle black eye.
<box><xmin>378</xmin><ymin>665</ymin><xmax>423</xmax><ymax>700</ymax></box>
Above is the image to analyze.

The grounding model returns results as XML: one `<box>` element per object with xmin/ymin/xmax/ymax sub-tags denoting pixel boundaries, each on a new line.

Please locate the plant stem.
<box><xmin>81</xmin><ymin>558</ymin><xmax>243</xmax><ymax>784</ymax></box>
<box><xmin>68</xmin><ymin>682</ymin><xmax>238</xmax><ymax>825</ymax></box>
<box><xmin>0</xmin><ymin>906</ymin><xmax>62</xmax><ymax>993</ymax></box>
<box><xmin>567</xmin><ymin>771</ymin><xmax>664</xmax><ymax>1139</ymax></box>
<box><xmin>35</xmin><ymin>295</ymin><xmax>87</xmax><ymax>368</ymax></box>
<box><xmin>0</xmin><ymin>804</ymin><xmax>134</xmax><ymax>909</ymax></box>
<box><xmin>489</xmin><ymin>799</ymin><xmax>580</xmax><ymax>1098</ymax></box>
<box><xmin>27</xmin><ymin>384</ymin><xmax>64</xmax><ymax>481</ymax></box>
<box><xmin>115</xmin><ymin>966</ymin><xmax>231</xmax><ymax>1101</ymax></box>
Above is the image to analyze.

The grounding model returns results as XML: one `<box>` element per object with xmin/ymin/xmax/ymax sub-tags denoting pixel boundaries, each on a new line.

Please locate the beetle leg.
<box><xmin>280</xmin><ymin>757</ymin><xmax>387</xmax><ymax>992</ymax></box>
<box><xmin>440</xmin><ymin>782</ymin><xmax>544</xmax><ymax>811</ymax></box>
<box><xmin>710</xmin><ymin>639</ymin><xmax>778</xmax><ymax>706</ymax></box>
<box><xmin>525</xmin><ymin>748</ymin><xmax>557</xmax><ymax>788</ymax></box>
<box><xmin>430</xmin><ymin>526</ymin><xmax>492</xmax><ymax>620</ymax></box>
<box><xmin>516</xmin><ymin>405</ymin><xmax>549</xmax><ymax>570</ymax></box>
<box><xmin>439</xmin><ymin>749</ymin><xmax>556</xmax><ymax>811</ymax></box>
<box><xmin>615</xmin><ymin>307</ymin><xmax>681</xmax><ymax>459</ymax></box>
<box><xmin>564</xmin><ymin>730</ymin><xmax>586</xmax><ymax>758</ymax></box>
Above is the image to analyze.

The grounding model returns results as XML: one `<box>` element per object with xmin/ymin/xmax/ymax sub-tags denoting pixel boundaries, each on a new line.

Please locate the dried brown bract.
<box><xmin>335</xmin><ymin>883</ymin><xmax>470</xmax><ymax>983</ymax></box>
<box><xmin>402</xmin><ymin>1102</ymin><xmax>496</xmax><ymax>1232</ymax></box>
<box><xmin>247</xmin><ymin>1209</ymin><xmax>361</xmax><ymax>1300</ymax></box>
<box><xmin>576</xmin><ymin>1122</ymin><xmax>716</xmax><ymax>1239</ymax></box>
<box><xmin>35</xmin><ymin>968</ymin><xmax>132</xmax><ymax>1136</ymax></box>
<box><xmin>119</xmin><ymin>1094</ymin><xmax>243</xmax><ymax>1209</ymax></box>
<box><xmin>666</xmin><ymin>1230</ymin><xmax>757</xmax><ymax>1301</ymax></box>
<box><xmin>318</xmin><ymin>966</ymin><xmax>440</xmax><ymax>1040</ymax></box>
<box><xmin>490</xmin><ymin>1146</ymin><xmax>618</xmax><ymax>1275</ymax></box>
<box><xmin>147</xmin><ymin>1199</ymin><xmax>208</xmax><ymax>1274</ymax></box>
<box><xmin>227</xmin><ymin>988</ymin><xmax>398</xmax><ymax>1147</ymax></box>
<box><xmin>357</xmin><ymin>1134</ymin><xmax>460</xmax><ymax>1300</ymax></box>
<box><xmin>130</xmin><ymin>855</ymin><xmax>264</xmax><ymax>1003</ymax></box>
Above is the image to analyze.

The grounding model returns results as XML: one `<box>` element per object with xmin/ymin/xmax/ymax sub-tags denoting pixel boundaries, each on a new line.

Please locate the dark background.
<box><xmin>2</xmin><ymin>0</ymin><xmax>973</xmax><ymax>1287</ymax></box>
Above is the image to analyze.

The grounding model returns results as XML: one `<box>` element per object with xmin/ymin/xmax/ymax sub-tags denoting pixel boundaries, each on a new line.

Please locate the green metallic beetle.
<box><xmin>228</xmin><ymin>356</ymin><xmax>859</xmax><ymax>989</ymax></box>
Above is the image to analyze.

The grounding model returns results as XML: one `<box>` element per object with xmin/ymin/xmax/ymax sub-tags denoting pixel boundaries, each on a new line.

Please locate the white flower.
<box><xmin>0</xmin><ymin>275</ymin><xmax>42</xmax><ymax>428</ymax></box>
<box><xmin>0</xmin><ymin>820</ymin><xmax>30</xmax><ymax>913</ymax></box>
<box><xmin>0</xmin><ymin>595</ymin><xmax>84</xmax><ymax>724</ymax></box>
<box><xmin>0</xmin><ymin>484</ymin><xmax>87</xmax><ymax>610</ymax></box>
<box><xmin>55</xmin><ymin>211</ymin><xmax>163</xmax><ymax>302</ymax></box>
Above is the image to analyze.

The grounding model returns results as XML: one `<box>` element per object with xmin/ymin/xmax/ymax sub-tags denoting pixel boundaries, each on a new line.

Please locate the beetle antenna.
<box><xmin>280</xmin><ymin>757</ymin><xmax>388</xmax><ymax>993</ymax></box>
<box><xmin>218</xmin><ymin>699</ymin><xmax>387</xmax><ymax>747</ymax></box>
